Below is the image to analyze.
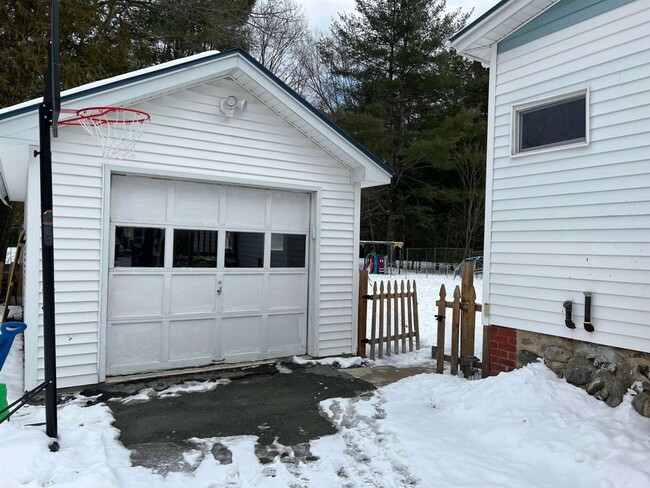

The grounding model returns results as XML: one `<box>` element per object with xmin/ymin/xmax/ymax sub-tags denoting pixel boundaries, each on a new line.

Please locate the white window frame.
<box><xmin>511</xmin><ymin>88</ymin><xmax>590</xmax><ymax>156</ymax></box>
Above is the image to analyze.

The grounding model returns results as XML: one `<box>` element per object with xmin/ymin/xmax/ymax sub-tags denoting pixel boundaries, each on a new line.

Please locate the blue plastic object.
<box><xmin>0</xmin><ymin>322</ymin><xmax>27</xmax><ymax>372</ymax></box>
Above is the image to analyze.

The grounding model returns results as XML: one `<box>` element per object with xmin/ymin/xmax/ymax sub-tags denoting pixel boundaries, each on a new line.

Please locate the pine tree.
<box><xmin>319</xmin><ymin>0</ymin><xmax>487</xmax><ymax>248</ymax></box>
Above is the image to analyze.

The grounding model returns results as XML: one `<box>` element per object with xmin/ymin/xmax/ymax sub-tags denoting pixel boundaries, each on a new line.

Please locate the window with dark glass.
<box><xmin>225</xmin><ymin>232</ymin><xmax>264</xmax><ymax>268</ymax></box>
<box><xmin>517</xmin><ymin>94</ymin><xmax>586</xmax><ymax>153</ymax></box>
<box><xmin>173</xmin><ymin>229</ymin><xmax>218</xmax><ymax>267</ymax></box>
<box><xmin>114</xmin><ymin>226</ymin><xmax>165</xmax><ymax>267</ymax></box>
<box><xmin>271</xmin><ymin>233</ymin><xmax>306</xmax><ymax>268</ymax></box>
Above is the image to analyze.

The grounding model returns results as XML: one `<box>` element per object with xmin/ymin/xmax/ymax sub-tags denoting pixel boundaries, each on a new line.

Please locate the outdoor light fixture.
<box><xmin>219</xmin><ymin>95</ymin><xmax>247</xmax><ymax>117</ymax></box>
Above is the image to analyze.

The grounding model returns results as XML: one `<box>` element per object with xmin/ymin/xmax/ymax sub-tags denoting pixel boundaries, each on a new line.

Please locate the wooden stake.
<box><xmin>393</xmin><ymin>281</ymin><xmax>399</xmax><ymax>354</ymax></box>
<box><xmin>357</xmin><ymin>269</ymin><xmax>369</xmax><ymax>358</ymax></box>
<box><xmin>378</xmin><ymin>281</ymin><xmax>385</xmax><ymax>359</ymax></box>
<box><xmin>436</xmin><ymin>284</ymin><xmax>446</xmax><ymax>374</ymax></box>
<box><xmin>460</xmin><ymin>261</ymin><xmax>474</xmax><ymax>358</ymax></box>
<box><xmin>406</xmin><ymin>281</ymin><xmax>414</xmax><ymax>352</ymax></box>
<box><xmin>461</xmin><ymin>286</ymin><xmax>477</xmax><ymax>377</ymax></box>
<box><xmin>400</xmin><ymin>280</ymin><xmax>407</xmax><ymax>353</ymax></box>
<box><xmin>386</xmin><ymin>281</ymin><xmax>392</xmax><ymax>356</ymax></box>
<box><xmin>413</xmin><ymin>281</ymin><xmax>420</xmax><ymax>350</ymax></box>
<box><xmin>451</xmin><ymin>286</ymin><xmax>461</xmax><ymax>376</ymax></box>
<box><xmin>370</xmin><ymin>281</ymin><xmax>377</xmax><ymax>359</ymax></box>
<box><xmin>467</xmin><ymin>286</ymin><xmax>476</xmax><ymax>358</ymax></box>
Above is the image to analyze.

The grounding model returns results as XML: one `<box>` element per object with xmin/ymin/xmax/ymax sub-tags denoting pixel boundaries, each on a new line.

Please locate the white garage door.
<box><xmin>106</xmin><ymin>175</ymin><xmax>310</xmax><ymax>376</ymax></box>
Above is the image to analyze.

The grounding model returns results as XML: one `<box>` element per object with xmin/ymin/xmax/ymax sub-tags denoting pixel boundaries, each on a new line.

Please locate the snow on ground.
<box><xmin>365</xmin><ymin>271</ymin><xmax>483</xmax><ymax>369</ymax></box>
<box><xmin>2</xmin><ymin>274</ymin><xmax>650</xmax><ymax>487</ymax></box>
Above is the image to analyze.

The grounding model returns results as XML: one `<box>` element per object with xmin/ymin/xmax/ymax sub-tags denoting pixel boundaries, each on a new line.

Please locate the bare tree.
<box><xmin>246</xmin><ymin>0</ymin><xmax>313</xmax><ymax>94</ymax></box>
<box><xmin>452</xmin><ymin>142</ymin><xmax>486</xmax><ymax>256</ymax></box>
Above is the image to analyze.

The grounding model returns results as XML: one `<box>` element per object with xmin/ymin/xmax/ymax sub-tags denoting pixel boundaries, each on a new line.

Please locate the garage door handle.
<box><xmin>217</xmin><ymin>281</ymin><xmax>223</xmax><ymax>295</ymax></box>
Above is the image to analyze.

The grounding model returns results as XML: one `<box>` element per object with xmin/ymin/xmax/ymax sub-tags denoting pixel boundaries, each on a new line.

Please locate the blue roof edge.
<box><xmin>0</xmin><ymin>48</ymin><xmax>394</xmax><ymax>178</ymax></box>
<box><xmin>449</xmin><ymin>0</ymin><xmax>513</xmax><ymax>43</ymax></box>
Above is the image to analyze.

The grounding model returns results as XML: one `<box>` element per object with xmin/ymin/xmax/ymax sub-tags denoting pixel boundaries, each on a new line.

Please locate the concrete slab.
<box><xmin>342</xmin><ymin>365</ymin><xmax>434</xmax><ymax>387</ymax></box>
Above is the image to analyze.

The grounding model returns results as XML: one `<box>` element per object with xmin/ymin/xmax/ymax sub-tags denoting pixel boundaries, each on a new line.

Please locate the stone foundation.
<box><xmin>507</xmin><ymin>329</ymin><xmax>650</xmax><ymax>417</ymax></box>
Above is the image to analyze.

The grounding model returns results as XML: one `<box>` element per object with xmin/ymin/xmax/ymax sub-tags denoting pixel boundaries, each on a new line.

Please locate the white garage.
<box><xmin>0</xmin><ymin>48</ymin><xmax>393</xmax><ymax>389</ymax></box>
<box><xmin>107</xmin><ymin>175</ymin><xmax>311</xmax><ymax>375</ymax></box>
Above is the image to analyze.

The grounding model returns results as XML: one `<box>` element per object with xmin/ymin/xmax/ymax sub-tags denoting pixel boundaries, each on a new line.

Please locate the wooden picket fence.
<box><xmin>357</xmin><ymin>270</ymin><xmax>420</xmax><ymax>359</ymax></box>
<box><xmin>434</xmin><ymin>261</ymin><xmax>486</xmax><ymax>377</ymax></box>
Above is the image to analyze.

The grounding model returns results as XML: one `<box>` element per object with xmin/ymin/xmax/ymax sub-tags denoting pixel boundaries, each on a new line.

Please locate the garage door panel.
<box><xmin>168</xmin><ymin>319</ymin><xmax>216</xmax><ymax>360</ymax></box>
<box><xmin>108</xmin><ymin>274</ymin><xmax>164</xmax><ymax>318</ymax></box>
<box><xmin>267</xmin><ymin>313</ymin><xmax>306</xmax><ymax>352</ymax></box>
<box><xmin>225</xmin><ymin>187</ymin><xmax>266</xmax><ymax>228</ymax></box>
<box><xmin>222</xmin><ymin>274</ymin><xmax>264</xmax><ymax>312</ymax></box>
<box><xmin>271</xmin><ymin>191</ymin><xmax>310</xmax><ymax>231</ymax></box>
<box><xmin>171</xmin><ymin>180</ymin><xmax>220</xmax><ymax>225</ymax></box>
<box><xmin>268</xmin><ymin>273</ymin><xmax>307</xmax><ymax>310</ymax></box>
<box><xmin>221</xmin><ymin>316</ymin><xmax>264</xmax><ymax>355</ymax></box>
<box><xmin>111</xmin><ymin>175</ymin><xmax>167</xmax><ymax>222</ymax></box>
<box><xmin>170</xmin><ymin>274</ymin><xmax>217</xmax><ymax>314</ymax></box>
<box><xmin>107</xmin><ymin>176</ymin><xmax>309</xmax><ymax>376</ymax></box>
<box><xmin>107</xmin><ymin>321</ymin><xmax>163</xmax><ymax>369</ymax></box>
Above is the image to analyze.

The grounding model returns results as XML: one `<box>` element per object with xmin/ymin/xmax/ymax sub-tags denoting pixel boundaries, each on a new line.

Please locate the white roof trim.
<box><xmin>448</xmin><ymin>0</ymin><xmax>558</xmax><ymax>64</ymax></box>
<box><xmin>0</xmin><ymin>49</ymin><xmax>392</xmax><ymax>196</ymax></box>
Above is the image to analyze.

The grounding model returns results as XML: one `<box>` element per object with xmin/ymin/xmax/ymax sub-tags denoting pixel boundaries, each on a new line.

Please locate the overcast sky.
<box><xmin>298</xmin><ymin>0</ymin><xmax>501</xmax><ymax>32</ymax></box>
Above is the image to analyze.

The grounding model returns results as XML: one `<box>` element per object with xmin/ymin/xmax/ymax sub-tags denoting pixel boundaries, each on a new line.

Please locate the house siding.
<box><xmin>28</xmin><ymin>77</ymin><xmax>358</xmax><ymax>388</ymax></box>
<box><xmin>487</xmin><ymin>0</ymin><xmax>650</xmax><ymax>352</ymax></box>
<box><xmin>498</xmin><ymin>0</ymin><xmax>636</xmax><ymax>54</ymax></box>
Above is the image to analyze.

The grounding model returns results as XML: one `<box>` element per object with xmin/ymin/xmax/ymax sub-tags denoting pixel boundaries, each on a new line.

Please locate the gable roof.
<box><xmin>0</xmin><ymin>48</ymin><xmax>393</xmax><ymax>200</ymax></box>
<box><xmin>448</xmin><ymin>0</ymin><xmax>559</xmax><ymax>64</ymax></box>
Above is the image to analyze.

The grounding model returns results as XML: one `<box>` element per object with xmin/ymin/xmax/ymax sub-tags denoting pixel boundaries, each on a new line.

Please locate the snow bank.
<box><xmin>2</xmin><ymin>363</ymin><xmax>649</xmax><ymax>487</ymax></box>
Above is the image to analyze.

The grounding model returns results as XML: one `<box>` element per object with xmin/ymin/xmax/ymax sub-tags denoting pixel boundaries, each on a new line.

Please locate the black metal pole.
<box><xmin>40</xmin><ymin>0</ymin><xmax>60</xmax><ymax>449</ymax></box>
<box><xmin>38</xmin><ymin>94</ymin><xmax>59</xmax><ymax>449</ymax></box>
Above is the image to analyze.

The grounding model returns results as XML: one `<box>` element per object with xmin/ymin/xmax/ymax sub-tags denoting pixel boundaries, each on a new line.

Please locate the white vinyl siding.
<box><xmin>30</xmin><ymin>77</ymin><xmax>357</xmax><ymax>388</ymax></box>
<box><xmin>487</xmin><ymin>0</ymin><xmax>650</xmax><ymax>352</ymax></box>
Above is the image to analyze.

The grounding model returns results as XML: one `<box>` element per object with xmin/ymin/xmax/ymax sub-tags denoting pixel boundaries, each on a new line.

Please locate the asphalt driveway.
<box><xmin>82</xmin><ymin>362</ymin><xmax>375</xmax><ymax>474</ymax></box>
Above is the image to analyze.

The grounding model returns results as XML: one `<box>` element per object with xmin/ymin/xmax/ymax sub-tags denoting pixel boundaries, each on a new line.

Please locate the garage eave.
<box><xmin>0</xmin><ymin>49</ymin><xmax>393</xmax><ymax>189</ymax></box>
<box><xmin>448</xmin><ymin>0</ymin><xmax>559</xmax><ymax>64</ymax></box>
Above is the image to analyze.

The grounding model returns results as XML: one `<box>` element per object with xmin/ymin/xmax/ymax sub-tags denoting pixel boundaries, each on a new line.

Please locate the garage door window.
<box><xmin>173</xmin><ymin>229</ymin><xmax>218</xmax><ymax>268</ymax></box>
<box><xmin>225</xmin><ymin>232</ymin><xmax>264</xmax><ymax>268</ymax></box>
<box><xmin>115</xmin><ymin>226</ymin><xmax>165</xmax><ymax>267</ymax></box>
<box><xmin>271</xmin><ymin>233</ymin><xmax>306</xmax><ymax>268</ymax></box>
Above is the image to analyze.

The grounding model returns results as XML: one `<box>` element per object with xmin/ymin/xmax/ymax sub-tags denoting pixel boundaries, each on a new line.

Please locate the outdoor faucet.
<box><xmin>563</xmin><ymin>300</ymin><xmax>576</xmax><ymax>329</ymax></box>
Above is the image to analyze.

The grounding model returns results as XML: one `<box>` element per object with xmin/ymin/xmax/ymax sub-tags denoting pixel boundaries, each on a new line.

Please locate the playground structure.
<box><xmin>360</xmin><ymin>241</ymin><xmax>403</xmax><ymax>275</ymax></box>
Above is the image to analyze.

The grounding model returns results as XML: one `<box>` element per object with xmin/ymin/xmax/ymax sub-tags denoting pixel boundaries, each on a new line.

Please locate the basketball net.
<box><xmin>59</xmin><ymin>107</ymin><xmax>150</xmax><ymax>160</ymax></box>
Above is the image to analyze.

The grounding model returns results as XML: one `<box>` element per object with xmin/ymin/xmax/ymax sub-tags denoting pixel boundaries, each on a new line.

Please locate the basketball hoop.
<box><xmin>58</xmin><ymin>106</ymin><xmax>151</xmax><ymax>160</ymax></box>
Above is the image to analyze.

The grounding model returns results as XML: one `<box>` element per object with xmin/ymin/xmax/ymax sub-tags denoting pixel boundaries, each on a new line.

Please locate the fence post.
<box><xmin>378</xmin><ymin>281</ymin><xmax>385</xmax><ymax>359</ymax></box>
<box><xmin>450</xmin><ymin>286</ymin><xmax>461</xmax><ymax>375</ymax></box>
<box><xmin>400</xmin><ymin>280</ymin><xmax>407</xmax><ymax>352</ymax></box>
<box><xmin>435</xmin><ymin>285</ymin><xmax>446</xmax><ymax>373</ymax></box>
<box><xmin>407</xmin><ymin>281</ymin><xmax>414</xmax><ymax>352</ymax></box>
<box><xmin>386</xmin><ymin>281</ymin><xmax>393</xmax><ymax>356</ymax></box>
<box><xmin>460</xmin><ymin>261</ymin><xmax>475</xmax><ymax>358</ymax></box>
<box><xmin>370</xmin><ymin>281</ymin><xmax>378</xmax><ymax>359</ymax></box>
<box><xmin>462</xmin><ymin>286</ymin><xmax>477</xmax><ymax>377</ymax></box>
<box><xmin>393</xmin><ymin>281</ymin><xmax>399</xmax><ymax>354</ymax></box>
<box><xmin>357</xmin><ymin>269</ymin><xmax>369</xmax><ymax>357</ymax></box>
<box><xmin>412</xmin><ymin>281</ymin><xmax>420</xmax><ymax>350</ymax></box>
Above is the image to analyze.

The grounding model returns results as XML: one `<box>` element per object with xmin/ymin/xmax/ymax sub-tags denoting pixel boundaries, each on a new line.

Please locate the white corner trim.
<box><xmin>482</xmin><ymin>44</ymin><xmax>498</xmax><ymax>326</ymax></box>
